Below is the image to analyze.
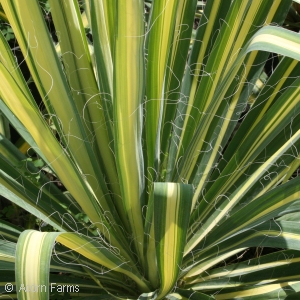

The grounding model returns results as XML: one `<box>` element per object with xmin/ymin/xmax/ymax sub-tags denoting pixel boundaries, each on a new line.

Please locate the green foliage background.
<box><xmin>1</xmin><ymin>1</ymin><xmax>300</xmax><ymax>299</ymax></box>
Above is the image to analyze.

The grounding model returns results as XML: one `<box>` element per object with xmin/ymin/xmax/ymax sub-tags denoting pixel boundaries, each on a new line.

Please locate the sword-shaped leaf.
<box><xmin>154</xmin><ymin>183</ymin><xmax>192</xmax><ymax>299</ymax></box>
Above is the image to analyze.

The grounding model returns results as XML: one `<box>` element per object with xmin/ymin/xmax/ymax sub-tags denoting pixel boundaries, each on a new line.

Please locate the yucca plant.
<box><xmin>1</xmin><ymin>0</ymin><xmax>300</xmax><ymax>299</ymax></box>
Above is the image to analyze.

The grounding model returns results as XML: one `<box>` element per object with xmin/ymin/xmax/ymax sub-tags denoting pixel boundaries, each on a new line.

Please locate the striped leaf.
<box><xmin>153</xmin><ymin>183</ymin><xmax>193</xmax><ymax>299</ymax></box>
<box><xmin>145</xmin><ymin>0</ymin><xmax>180</xmax><ymax>177</ymax></box>
<box><xmin>49</xmin><ymin>0</ymin><xmax>120</xmax><ymax>202</ymax></box>
<box><xmin>113</xmin><ymin>0</ymin><xmax>146</xmax><ymax>267</ymax></box>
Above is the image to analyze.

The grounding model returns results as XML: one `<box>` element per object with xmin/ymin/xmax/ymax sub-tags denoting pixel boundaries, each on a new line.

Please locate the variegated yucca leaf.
<box><xmin>0</xmin><ymin>0</ymin><xmax>300</xmax><ymax>299</ymax></box>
